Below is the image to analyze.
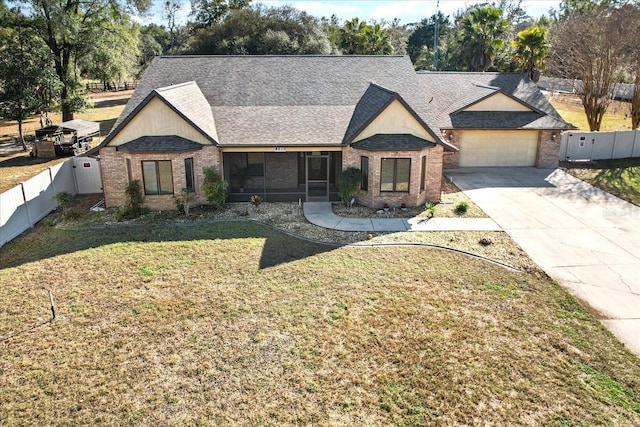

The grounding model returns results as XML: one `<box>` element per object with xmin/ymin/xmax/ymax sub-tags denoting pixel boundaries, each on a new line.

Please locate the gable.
<box><xmin>352</xmin><ymin>99</ymin><xmax>436</xmax><ymax>143</ymax></box>
<box><xmin>463</xmin><ymin>92</ymin><xmax>533</xmax><ymax>112</ymax></box>
<box><xmin>106</xmin><ymin>97</ymin><xmax>214</xmax><ymax>147</ymax></box>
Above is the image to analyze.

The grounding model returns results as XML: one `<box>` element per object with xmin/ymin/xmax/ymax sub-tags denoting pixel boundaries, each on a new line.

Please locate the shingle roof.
<box><xmin>418</xmin><ymin>72</ymin><xmax>574</xmax><ymax>130</ymax></box>
<box><xmin>351</xmin><ymin>134</ymin><xmax>436</xmax><ymax>151</ymax></box>
<box><xmin>97</xmin><ymin>81</ymin><xmax>218</xmax><ymax>151</ymax></box>
<box><xmin>212</xmin><ymin>105</ymin><xmax>354</xmax><ymax>146</ymax></box>
<box><xmin>116</xmin><ymin>135</ymin><xmax>203</xmax><ymax>153</ymax></box>
<box><xmin>155</xmin><ymin>82</ymin><xmax>219</xmax><ymax>142</ymax></box>
<box><xmin>342</xmin><ymin>83</ymin><xmax>398</xmax><ymax>144</ymax></box>
<box><xmin>111</xmin><ymin>55</ymin><xmax>448</xmax><ymax>148</ymax></box>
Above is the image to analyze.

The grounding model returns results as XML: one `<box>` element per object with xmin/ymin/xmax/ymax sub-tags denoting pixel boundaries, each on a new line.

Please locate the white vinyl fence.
<box><xmin>0</xmin><ymin>156</ymin><xmax>102</xmax><ymax>248</ymax></box>
<box><xmin>560</xmin><ymin>129</ymin><xmax>640</xmax><ymax>161</ymax></box>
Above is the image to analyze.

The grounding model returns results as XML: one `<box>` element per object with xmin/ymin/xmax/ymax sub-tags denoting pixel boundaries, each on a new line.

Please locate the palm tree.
<box><xmin>363</xmin><ymin>23</ymin><xmax>393</xmax><ymax>55</ymax></box>
<box><xmin>339</xmin><ymin>18</ymin><xmax>393</xmax><ymax>55</ymax></box>
<box><xmin>511</xmin><ymin>26</ymin><xmax>548</xmax><ymax>82</ymax></box>
<box><xmin>459</xmin><ymin>6</ymin><xmax>508</xmax><ymax>72</ymax></box>
<box><xmin>339</xmin><ymin>18</ymin><xmax>369</xmax><ymax>54</ymax></box>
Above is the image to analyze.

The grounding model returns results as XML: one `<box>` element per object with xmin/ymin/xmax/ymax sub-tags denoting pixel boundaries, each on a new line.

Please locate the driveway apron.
<box><xmin>446</xmin><ymin>167</ymin><xmax>640</xmax><ymax>356</ymax></box>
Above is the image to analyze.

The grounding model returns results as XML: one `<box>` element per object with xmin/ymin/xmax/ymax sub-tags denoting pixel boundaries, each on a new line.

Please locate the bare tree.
<box><xmin>632</xmin><ymin>73</ymin><xmax>640</xmax><ymax>129</ymax></box>
<box><xmin>627</xmin><ymin>7</ymin><xmax>640</xmax><ymax>129</ymax></box>
<box><xmin>164</xmin><ymin>0</ymin><xmax>182</xmax><ymax>53</ymax></box>
<box><xmin>548</xmin><ymin>6</ymin><xmax>633</xmax><ymax>130</ymax></box>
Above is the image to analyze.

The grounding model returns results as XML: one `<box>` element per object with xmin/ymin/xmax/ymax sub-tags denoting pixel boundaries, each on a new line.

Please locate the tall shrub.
<box><xmin>202</xmin><ymin>166</ymin><xmax>228</xmax><ymax>209</ymax></box>
<box><xmin>118</xmin><ymin>179</ymin><xmax>146</xmax><ymax>221</ymax></box>
<box><xmin>337</xmin><ymin>167</ymin><xmax>361</xmax><ymax>206</ymax></box>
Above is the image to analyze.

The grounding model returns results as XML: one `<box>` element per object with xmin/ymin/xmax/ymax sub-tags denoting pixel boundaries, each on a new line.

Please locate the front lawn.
<box><xmin>563</xmin><ymin>158</ymin><xmax>640</xmax><ymax>207</ymax></box>
<box><xmin>1</xmin><ymin>221</ymin><xmax>639</xmax><ymax>425</ymax></box>
<box><xmin>549</xmin><ymin>95</ymin><xmax>633</xmax><ymax>131</ymax></box>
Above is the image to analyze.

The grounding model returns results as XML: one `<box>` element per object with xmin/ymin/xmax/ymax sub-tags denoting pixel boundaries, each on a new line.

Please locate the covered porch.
<box><xmin>222</xmin><ymin>149</ymin><xmax>342</xmax><ymax>203</ymax></box>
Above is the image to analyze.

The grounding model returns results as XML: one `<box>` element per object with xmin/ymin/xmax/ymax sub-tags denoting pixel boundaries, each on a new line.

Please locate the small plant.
<box><xmin>337</xmin><ymin>167</ymin><xmax>361</xmax><ymax>207</ymax></box>
<box><xmin>175</xmin><ymin>188</ymin><xmax>196</xmax><ymax>215</ymax></box>
<box><xmin>425</xmin><ymin>202</ymin><xmax>435</xmax><ymax>218</ymax></box>
<box><xmin>53</xmin><ymin>191</ymin><xmax>74</xmax><ymax>211</ymax></box>
<box><xmin>63</xmin><ymin>209</ymin><xmax>81</xmax><ymax>220</ymax></box>
<box><xmin>202</xmin><ymin>166</ymin><xmax>228</xmax><ymax>209</ymax></box>
<box><xmin>251</xmin><ymin>194</ymin><xmax>263</xmax><ymax>207</ymax></box>
<box><xmin>455</xmin><ymin>201</ymin><xmax>469</xmax><ymax>214</ymax></box>
<box><xmin>117</xmin><ymin>180</ymin><xmax>147</xmax><ymax>221</ymax></box>
<box><xmin>479</xmin><ymin>237</ymin><xmax>492</xmax><ymax>246</ymax></box>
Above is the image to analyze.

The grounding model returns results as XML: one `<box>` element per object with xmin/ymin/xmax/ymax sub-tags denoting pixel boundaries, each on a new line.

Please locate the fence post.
<box><xmin>49</xmin><ymin>167</ymin><xmax>57</xmax><ymax>201</ymax></box>
<box><xmin>633</xmin><ymin>129</ymin><xmax>640</xmax><ymax>158</ymax></box>
<box><xmin>611</xmin><ymin>131</ymin><xmax>618</xmax><ymax>160</ymax></box>
<box><xmin>70</xmin><ymin>158</ymin><xmax>80</xmax><ymax>194</ymax></box>
<box><xmin>20</xmin><ymin>183</ymin><xmax>34</xmax><ymax>229</ymax></box>
<box><xmin>559</xmin><ymin>132</ymin><xmax>568</xmax><ymax>161</ymax></box>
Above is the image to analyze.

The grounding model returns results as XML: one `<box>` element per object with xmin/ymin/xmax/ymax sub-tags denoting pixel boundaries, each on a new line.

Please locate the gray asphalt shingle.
<box><xmin>112</xmin><ymin>55</ymin><xmax>447</xmax><ymax>148</ymax></box>
<box><xmin>418</xmin><ymin>72</ymin><xmax>574</xmax><ymax>130</ymax></box>
<box><xmin>351</xmin><ymin>134</ymin><xmax>436</xmax><ymax>151</ymax></box>
<box><xmin>116</xmin><ymin>135</ymin><xmax>204</xmax><ymax>153</ymax></box>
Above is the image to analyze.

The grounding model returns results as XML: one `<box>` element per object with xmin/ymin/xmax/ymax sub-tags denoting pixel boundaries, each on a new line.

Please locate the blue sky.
<box><xmin>138</xmin><ymin>0</ymin><xmax>561</xmax><ymax>27</ymax></box>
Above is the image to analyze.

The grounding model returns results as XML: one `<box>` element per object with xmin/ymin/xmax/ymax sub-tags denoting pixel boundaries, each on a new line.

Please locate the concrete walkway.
<box><xmin>303</xmin><ymin>202</ymin><xmax>501</xmax><ymax>232</ymax></box>
<box><xmin>446</xmin><ymin>167</ymin><xmax>640</xmax><ymax>356</ymax></box>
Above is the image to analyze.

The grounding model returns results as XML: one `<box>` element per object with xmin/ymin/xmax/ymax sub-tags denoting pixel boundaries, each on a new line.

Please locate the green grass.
<box><xmin>564</xmin><ymin>158</ymin><xmax>640</xmax><ymax>207</ymax></box>
<box><xmin>550</xmin><ymin>96</ymin><xmax>633</xmax><ymax>131</ymax></box>
<box><xmin>1</xmin><ymin>220</ymin><xmax>640</xmax><ymax>425</ymax></box>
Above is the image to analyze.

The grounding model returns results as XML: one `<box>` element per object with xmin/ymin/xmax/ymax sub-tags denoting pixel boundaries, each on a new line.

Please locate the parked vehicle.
<box><xmin>30</xmin><ymin>119</ymin><xmax>100</xmax><ymax>158</ymax></box>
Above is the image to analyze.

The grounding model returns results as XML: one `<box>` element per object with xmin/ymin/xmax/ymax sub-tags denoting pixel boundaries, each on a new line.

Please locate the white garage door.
<box><xmin>459</xmin><ymin>130</ymin><xmax>539</xmax><ymax>167</ymax></box>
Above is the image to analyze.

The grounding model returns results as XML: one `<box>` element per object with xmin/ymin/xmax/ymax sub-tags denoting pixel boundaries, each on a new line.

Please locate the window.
<box><xmin>247</xmin><ymin>153</ymin><xmax>264</xmax><ymax>176</ymax></box>
<box><xmin>142</xmin><ymin>160</ymin><xmax>174</xmax><ymax>195</ymax></box>
<box><xmin>360</xmin><ymin>156</ymin><xmax>369</xmax><ymax>190</ymax></box>
<box><xmin>380</xmin><ymin>158</ymin><xmax>410</xmax><ymax>192</ymax></box>
<box><xmin>184</xmin><ymin>158</ymin><xmax>195</xmax><ymax>192</ymax></box>
<box><xmin>420</xmin><ymin>156</ymin><xmax>426</xmax><ymax>192</ymax></box>
<box><xmin>126</xmin><ymin>159</ymin><xmax>132</xmax><ymax>183</ymax></box>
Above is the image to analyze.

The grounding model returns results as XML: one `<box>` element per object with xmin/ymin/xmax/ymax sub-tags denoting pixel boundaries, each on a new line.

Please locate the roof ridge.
<box><xmin>159</xmin><ymin>55</ymin><xmax>407</xmax><ymax>59</ymax></box>
<box><xmin>367</xmin><ymin>82</ymin><xmax>399</xmax><ymax>96</ymax></box>
<box><xmin>155</xmin><ymin>81</ymin><xmax>197</xmax><ymax>92</ymax></box>
<box><xmin>417</xmin><ymin>71</ymin><xmax>525</xmax><ymax>75</ymax></box>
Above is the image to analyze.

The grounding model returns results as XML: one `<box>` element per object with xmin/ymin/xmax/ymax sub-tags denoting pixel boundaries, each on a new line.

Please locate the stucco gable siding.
<box><xmin>106</xmin><ymin>97</ymin><xmax>213</xmax><ymax>146</ymax></box>
<box><xmin>464</xmin><ymin>92</ymin><xmax>533</xmax><ymax>112</ymax></box>
<box><xmin>352</xmin><ymin>100</ymin><xmax>436</xmax><ymax>143</ymax></box>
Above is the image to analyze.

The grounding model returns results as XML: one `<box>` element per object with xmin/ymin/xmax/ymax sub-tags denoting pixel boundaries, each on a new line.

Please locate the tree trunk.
<box><xmin>632</xmin><ymin>76</ymin><xmax>640</xmax><ymax>129</ymax></box>
<box><xmin>18</xmin><ymin>120</ymin><xmax>27</xmax><ymax>151</ymax></box>
<box><xmin>61</xmin><ymin>83</ymin><xmax>73</xmax><ymax>122</ymax></box>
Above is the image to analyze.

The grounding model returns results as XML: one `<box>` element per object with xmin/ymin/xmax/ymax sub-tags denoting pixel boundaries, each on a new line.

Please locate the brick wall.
<box><xmin>441</xmin><ymin>129</ymin><xmax>460</xmax><ymax>169</ymax></box>
<box><xmin>100</xmin><ymin>145</ymin><xmax>220</xmax><ymax>211</ymax></box>
<box><xmin>536</xmin><ymin>130</ymin><xmax>561</xmax><ymax>168</ymax></box>
<box><xmin>265</xmin><ymin>153</ymin><xmax>298</xmax><ymax>189</ymax></box>
<box><xmin>343</xmin><ymin>144</ymin><xmax>443</xmax><ymax>209</ymax></box>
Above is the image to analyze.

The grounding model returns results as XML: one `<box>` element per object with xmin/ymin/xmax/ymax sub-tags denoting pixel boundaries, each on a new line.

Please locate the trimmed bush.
<box><xmin>337</xmin><ymin>167</ymin><xmax>361</xmax><ymax>207</ymax></box>
<box><xmin>202</xmin><ymin>166</ymin><xmax>228</xmax><ymax>209</ymax></box>
<box><xmin>117</xmin><ymin>180</ymin><xmax>147</xmax><ymax>221</ymax></box>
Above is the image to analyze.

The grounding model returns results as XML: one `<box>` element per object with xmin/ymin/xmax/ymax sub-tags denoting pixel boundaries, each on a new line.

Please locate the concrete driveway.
<box><xmin>446</xmin><ymin>167</ymin><xmax>640</xmax><ymax>356</ymax></box>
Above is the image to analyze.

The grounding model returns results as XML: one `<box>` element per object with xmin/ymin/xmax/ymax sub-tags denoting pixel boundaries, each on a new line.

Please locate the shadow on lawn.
<box><xmin>0</xmin><ymin>221</ymin><xmax>337</xmax><ymax>271</ymax></box>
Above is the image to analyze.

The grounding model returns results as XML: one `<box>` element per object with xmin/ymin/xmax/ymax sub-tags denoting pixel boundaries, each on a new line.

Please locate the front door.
<box><xmin>306</xmin><ymin>153</ymin><xmax>329</xmax><ymax>201</ymax></box>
